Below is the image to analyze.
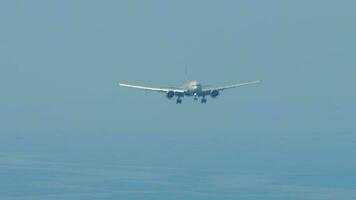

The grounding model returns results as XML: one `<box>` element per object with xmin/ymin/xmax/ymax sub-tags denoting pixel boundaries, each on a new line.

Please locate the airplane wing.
<box><xmin>202</xmin><ymin>80</ymin><xmax>260</xmax><ymax>94</ymax></box>
<box><xmin>119</xmin><ymin>83</ymin><xmax>185</xmax><ymax>94</ymax></box>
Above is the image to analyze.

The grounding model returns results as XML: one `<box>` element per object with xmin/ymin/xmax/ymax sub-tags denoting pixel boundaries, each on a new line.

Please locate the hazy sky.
<box><xmin>1</xmin><ymin>0</ymin><xmax>356</xmax><ymax>199</ymax></box>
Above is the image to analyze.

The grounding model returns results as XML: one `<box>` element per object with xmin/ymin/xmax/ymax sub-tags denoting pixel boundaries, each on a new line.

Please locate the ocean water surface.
<box><xmin>1</xmin><ymin>131</ymin><xmax>356</xmax><ymax>200</ymax></box>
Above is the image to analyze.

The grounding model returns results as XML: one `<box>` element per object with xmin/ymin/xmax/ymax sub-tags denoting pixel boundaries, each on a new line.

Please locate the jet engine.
<box><xmin>166</xmin><ymin>91</ymin><xmax>175</xmax><ymax>99</ymax></box>
<box><xmin>210</xmin><ymin>90</ymin><xmax>219</xmax><ymax>98</ymax></box>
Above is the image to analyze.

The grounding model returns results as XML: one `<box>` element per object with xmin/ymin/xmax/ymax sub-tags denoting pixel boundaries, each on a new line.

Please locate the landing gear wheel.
<box><xmin>201</xmin><ymin>98</ymin><xmax>207</xmax><ymax>104</ymax></box>
<box><xmin>176</xmin><ymin>98</ymin><xmax>182</xmax><ymax>104</ymax></box>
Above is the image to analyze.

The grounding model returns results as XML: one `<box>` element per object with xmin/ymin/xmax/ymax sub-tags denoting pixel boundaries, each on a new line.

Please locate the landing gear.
<box><xmin>193</xmin><ymin>93</ymin><xmax>198</xmax><ymax>101</ymax></box>
<box><xmin>201</xmin><ymin>98</ymin><xmax>207</xmax><ymax>104</ymax></box>
<box><xmin>176</xmin><ymin>98</ymin><xmax>182</xmax><ymax>104</ymax></box>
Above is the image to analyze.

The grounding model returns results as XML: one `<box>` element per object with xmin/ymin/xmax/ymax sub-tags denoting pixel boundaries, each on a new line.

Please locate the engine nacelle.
<box><xmin>210</xmin><ymin>90</ymin><xmax>219</xmax><ymax>98</ymax></box>
<box><xmin>166</xmin><ymin>91</ymin><xmax>175</xmax><ymax>99</ymax></box>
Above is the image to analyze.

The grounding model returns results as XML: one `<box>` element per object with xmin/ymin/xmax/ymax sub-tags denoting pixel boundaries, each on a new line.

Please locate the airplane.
<box><xmin>119</xmin><ymin>80</ymin><xmax>260</xmax><ymax>104</ymax></box>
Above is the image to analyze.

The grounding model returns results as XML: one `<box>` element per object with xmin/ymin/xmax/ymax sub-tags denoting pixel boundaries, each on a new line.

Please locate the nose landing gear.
<box><xmin>193</xmin><ymin>93</ymin><xmax>198</xmax><ymax>101</ymax></box>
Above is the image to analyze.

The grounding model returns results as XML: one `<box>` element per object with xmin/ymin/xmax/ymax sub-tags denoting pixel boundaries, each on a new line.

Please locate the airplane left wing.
<box><xmin>201</xmin><ymin>80</ymin><xmax>260</xmax><ymax>95</ymax></box>
<box><xmin>119</xmin><ymin>83</ymin><xmax>185</xmax><ymax>94</ymax></box>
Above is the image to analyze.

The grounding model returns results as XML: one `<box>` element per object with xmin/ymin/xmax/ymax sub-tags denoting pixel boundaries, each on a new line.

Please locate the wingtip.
<box><xmin>251</xmin><ymin>80</ymin><xmax>261</xmax><ymax>84</ymax></box>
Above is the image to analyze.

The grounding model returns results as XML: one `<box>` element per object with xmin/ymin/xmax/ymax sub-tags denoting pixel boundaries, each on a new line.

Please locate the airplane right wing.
<box><xmin>119</xmin><ymin>83</ymin><xmax>185</xmax><ymax>94</ymax></box>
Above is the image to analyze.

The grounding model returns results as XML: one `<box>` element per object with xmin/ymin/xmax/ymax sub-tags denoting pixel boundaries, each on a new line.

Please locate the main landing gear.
<box><xmin>175</xmin><ymin>97</ymin><xmax>206</xmax><ymax>104</ymax></box>
<box><xmin>176</xmin><ymin>98</ymin><xmax>182</xmax><ymax>104</ymax></box>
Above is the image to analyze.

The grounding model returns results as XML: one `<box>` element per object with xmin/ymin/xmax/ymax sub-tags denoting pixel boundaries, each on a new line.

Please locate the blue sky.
<box><xmin>0</xmin><ymin>0</ymin><xmax>356</xmax><ymax>199</ymax></box>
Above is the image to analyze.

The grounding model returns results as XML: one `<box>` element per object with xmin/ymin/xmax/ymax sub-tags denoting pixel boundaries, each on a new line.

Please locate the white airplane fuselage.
<box><xmin>181</xmin><ymin>80</ymin><xmax>203</xmax><ymax>96</ymax></box>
